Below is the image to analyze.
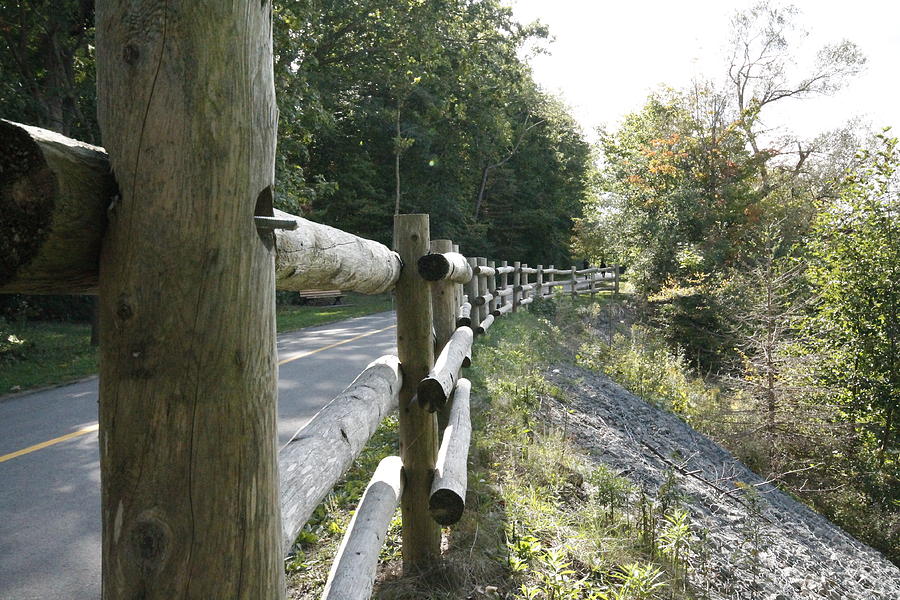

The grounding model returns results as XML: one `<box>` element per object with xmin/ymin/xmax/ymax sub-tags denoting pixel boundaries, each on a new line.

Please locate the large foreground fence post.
<box><xmin>393</xmin><ymin>214</ymin><xmax>441</xmax><ymax>571</ymax></box>
<box><xmin>95</xmin><ymin>1</ymin><xmax>284</xmax><ymax>597</ymax></box>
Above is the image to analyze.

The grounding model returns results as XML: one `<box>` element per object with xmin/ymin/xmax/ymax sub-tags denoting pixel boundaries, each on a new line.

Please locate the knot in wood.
<box><xmin>122</xmin><ymin>44</ymin><xmax>140</xmax><ymax>65</ymax></box>
<box><xmin>116</xmin><ymin>296</ymin><xmax>134</xmax><ymax>321</ymax></box>
<box><xmin>128</xmin><ymin>514</ymin><xmax>171</xmax><ymax>573</ymax></box>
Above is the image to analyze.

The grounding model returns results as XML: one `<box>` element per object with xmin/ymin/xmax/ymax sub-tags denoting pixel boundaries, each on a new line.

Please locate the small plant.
<box><xmin>608</xmin><ymin>563</ymin><xmax>667</xmax><ymax>599</ymax></box>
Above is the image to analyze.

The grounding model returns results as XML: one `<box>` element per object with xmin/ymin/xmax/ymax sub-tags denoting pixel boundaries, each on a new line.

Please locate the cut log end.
<box><xmin>429</xmin><ymin>488</ymin><xmax>465</xmax><ymax>526</ymax></box>
<box><xmin>417</xmin><ymin>253</ymin><xmax>451</xmax><ymax>281</ymax></box>
<box><xmin>0</xmin><ymin>120</ymin><xmax>55</xmax><ymax>286</ymax></box>
<box><xmin>417</xmin><ymin>376</ymin><xmax>448</xmax><ymax>413</ymax></box>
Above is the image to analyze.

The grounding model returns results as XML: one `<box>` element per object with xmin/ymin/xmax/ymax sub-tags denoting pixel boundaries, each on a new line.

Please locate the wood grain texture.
<box><xmin>321</xmin><ymin>456</ymin><xmax>404</xmax><ymax>600</ymax></box>
<box><xmin>430</xmin><ymin>240</ymin><xmax>458</xmax><ymax>433</ymax></box>
<box><xmin>429</xmin><ymin>379</ymin><xmax>471</xmax><ymax>526</ymax></box>
<box><xmin>274</xmin><ymin>208</ymin><xmax>401</xmax><ymax>294</ymax></box>
<box><xmin>393</xmin><ymin>214</ymin><xmax>440</xmax><ymax>570</ymax></box>
<box><xmin>417</xmin><ymin>250</ymin><xmax>472</xmax><ymax>284</ymax></box>
<box><xmin>279</xmin><ymin>355</ymin><xmax>401</xmax><ymax>554</ymax></box>
<box><xmin>0</xmin><ymin>120</ymin><xmax>115</xmax><ymax>294</ymax></box>
<box><xmin>464</xmin><ymin>256</ymin><xmax>480</xmax><ymax>330</ymax></box>
<box><xmin>417</xmin><ymin>326</ymin><xmax>473</xmax><ymax>412</ymax></box>
<box><xmin>95</xmin><ymin>1</ymin><xmax>283</xmax><ymax>597</ymax></box>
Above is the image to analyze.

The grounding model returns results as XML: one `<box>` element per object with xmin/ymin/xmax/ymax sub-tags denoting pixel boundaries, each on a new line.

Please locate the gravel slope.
<box><xmin>544</xmin><ymin>363</ymin><xmax>900</xmax><ymax>600</ymax></box>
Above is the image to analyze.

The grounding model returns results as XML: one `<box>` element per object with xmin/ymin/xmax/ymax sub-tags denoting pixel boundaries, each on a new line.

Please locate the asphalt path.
<box><xmin>0</xmin><ymin>310</ymin><xmax>397</xmax><ymax>600</ymax></box>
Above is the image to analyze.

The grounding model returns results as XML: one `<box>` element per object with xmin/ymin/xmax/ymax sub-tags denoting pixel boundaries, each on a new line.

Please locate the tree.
<box><xmin>808</xmin><ymin>130</ymin><xmax>899</xmax><ymax>466</ymax></box>
<box><xmin>0</xmin><ymin>0</ymin><xmax>97</xmax><ymax>139</ymax></box>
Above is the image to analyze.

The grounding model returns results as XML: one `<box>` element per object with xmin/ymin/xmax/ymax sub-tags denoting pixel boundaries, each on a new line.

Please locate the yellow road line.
<box><xmin>0</xmin><ymin>424</ymin><xmax>99</xmax><ymax>464</ymax></box>
<box><xmin>1</xmin><ymin>324</ymin><xmax>397</xmax><ymax>463</ymax></box>
<box><xmin>277</xmin><ymin>324</ymin><xmax>396</xmax><ymax>366</ymax></box>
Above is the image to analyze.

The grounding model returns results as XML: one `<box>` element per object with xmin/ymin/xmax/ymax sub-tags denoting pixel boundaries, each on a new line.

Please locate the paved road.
<box><xmin>0</xmin><ymin>311</ymin><xmax>397</xmax><ymax>600</ymax></box>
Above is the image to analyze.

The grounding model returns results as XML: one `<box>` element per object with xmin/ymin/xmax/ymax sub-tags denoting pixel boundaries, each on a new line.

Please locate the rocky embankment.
<box><xmin>544</xmin><ymin>363</ymin><xmax>900</xmax><ymax>600</ymax></box>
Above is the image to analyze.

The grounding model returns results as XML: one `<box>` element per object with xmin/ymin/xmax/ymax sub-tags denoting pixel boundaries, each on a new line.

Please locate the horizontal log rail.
<box><xmin>417</xmin><ymin>326</ymin><xmax>474</xmax><ymax>412</ymax></box>
<box><xmin>274</xmin><ymin>209</ymin><xmax>401</xmax><ymax>294</ymax></box>
<box><xmin>0</xmin><ymin>120</ymin><xmax>402</xmax><ymax>295</ymax></box>
<box><xmin>279</xmin><ymin>355</ymin><xmax>401</xmax><ymax>554</ymax></box>
<box><xmin>494</xmin><ymin>303</ymin><xmax>514</xmax><ymax>316</ymax></box>
<box><xmin>473</xmin><ymin>265</ymin><xmax>496</xmax><ymax>277</ymax></box>
<box><xmin>472</xmin><ymin>292</ymin><xmax>494</xmax><ymax>306</ymax></box>
<box><xmin>417</xmin><ymin>251</ymin><xmax>473</xmax><ymax>284</ymax></box>
<box><xmin>456</xmin><ymin>302</ymin><xmax>473</xmax><ymax>327</ymax></box>
<box><xmin>495</xmin><ymin>265</ymin><xmax>516</xmax><ymax>275</ymax></box>
<box><xmin>476</xmin><ymin>313</ymin><xmax>495</xmax><ymax>334</ymax></box>
<box><xmin>321</xmin><ymin>456</ymin><xmax>403</xmax><ymax>600</ymax></box>
<box><xmin>429</xmin><ymin>380</ymin><xmax>472</xmax><ymax>526</ymax></box>
<box><xmin>519</xmin><ymin>266</ymin><xmax>538</xmax><ymax>274</ymax></box>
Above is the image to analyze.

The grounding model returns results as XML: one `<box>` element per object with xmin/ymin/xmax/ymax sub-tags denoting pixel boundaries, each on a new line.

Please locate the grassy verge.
<box><xmin>287</xmin><ymin>296</ymin><xmax>699</xmax><ymax>599</ymax></box>
<box><xmin>276</xmin><ymin>292</ymin><xmax>393</xmax><ymax>333</ymax></box>
<box><xmin>0</xmin><ymin>292</ymin><xmax>393</xmax><ymax>395</ymax></box>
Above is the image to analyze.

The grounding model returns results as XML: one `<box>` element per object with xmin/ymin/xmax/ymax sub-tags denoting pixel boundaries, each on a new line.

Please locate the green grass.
<box><xmin>276</xmin><ymin>292</ymin><xmax>392</xmax><ymax>333</ymax></box>
<box><xmin>0</xmin><ymin>292</ymin><xmax>393</xmax><ymax>395</ymax></box>
<box><xmin>0</xmin><ymin>321</ymin><xmax>98</xmax><ymax>393</ymax></box>
<box><xmin>286</xmin><ymin>295</ymin><xmax>697</xmax><ymax>599</ymax></box>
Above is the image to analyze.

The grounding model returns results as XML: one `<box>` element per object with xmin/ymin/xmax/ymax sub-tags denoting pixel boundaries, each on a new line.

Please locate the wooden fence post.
<box><xmin>548</xmin><ymin>264</ymin><xmax>555</xmax><ymax>297</ymax></box>
<box><xmin>431</xmin><ymin>239</ymin><xmax>458</xmax><ymax>433</ymax></box>
<box><xmin>487</xmin><ymin>260</ymin><xmax>498</xmax><ymax>316</ymax></box>
<box><xmin>476</xmin><ymin>257</ymin><xmax>488</xmax><ymax>328</ymax></box>
<box><xmin>465</xmin><ymin>257</ymin><xmax>479</xmax><ymax>330</ymax></box>
<box><xmin>393</xmin><ymin>214</ymin><xmax>441</xmax><ymax>570</ymax></box>
<box><xmin>452</xmin><ymin>243</ymin><xmax>462</xmax><ymax>311</ymax></box>
<box><xmin>614</xmin><ymin>264</ymin><xmax>620</xmax><ymax>294</ymax></box>
<box><xmin>536</xmin><ymin>265</ymin><xmax>543</xmax><ymax>299</ymax></box>
<box><xmin>512</xmin><ymin>261</ymin><xmax>521</xmax><ymax>312</ymax></box>
<box><xmin>571</xmin><ymin>265</ymin><xmax>578</xmax><ymax>300</ymax></box>
<box><xmin>95</xmin><ymin>1</ymin><xmax>283</xmax><ymax>597</ymax></box>
<box><xmin>522</xmin><ymin>263</ymin><xmax>529</xmax><ymax>304</ymax></box>
<box><xmin>499</xmin><ymin>260</ymin><xmax>509</xmax><ymax>311</ymax></box>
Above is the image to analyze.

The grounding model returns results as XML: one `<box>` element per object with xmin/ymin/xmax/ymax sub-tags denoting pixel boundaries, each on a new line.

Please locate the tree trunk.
<box><xmin>95</xmin><ymin>2</ymin><xmax>284</xmax><ymax>598</ymax></box>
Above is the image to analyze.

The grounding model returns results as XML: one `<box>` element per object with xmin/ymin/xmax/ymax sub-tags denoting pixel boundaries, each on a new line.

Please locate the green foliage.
<box><xmin>807</xmin><ymin>131</ymin><xmax>900</xmax><ymax>465</ymax></box>
<box><xmin>578</xmin><ymin>325</ymin><xmax>719</xmax><ymax>419</ymax></box>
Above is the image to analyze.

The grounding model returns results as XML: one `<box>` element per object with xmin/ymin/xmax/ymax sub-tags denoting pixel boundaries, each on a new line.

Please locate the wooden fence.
<box><xmin>1</xmin><ymin>120</ymin><xmax>619</xmax><ymax>599</ymax></box>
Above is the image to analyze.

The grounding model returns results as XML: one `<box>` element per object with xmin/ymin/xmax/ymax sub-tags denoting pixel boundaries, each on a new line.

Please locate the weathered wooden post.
<box><xmin>499</xmin><ymin>260</ymin><xmax>509</xmax><ymax>310</ymax></box>
<box><xmin>590</xmin><ymin>267</ymin><xmax>596</xmax><ymax>298</ymax></box>
<box><xmin>476</xmin><ymin>257</ymin><xmax>488</xmax><ymax>327</ymax></box>
<box><xmin>536</xmin><ymin>265</ymin><xmax>544</xmax><ymax>300</ymax></box>
<box><xmin>571</xmin><ymin>265</ymin><xmax>578</xmax><ymax>300</ymax></box>
<box><xmin>430</xmin><ymin>239</ymin><xmax>458</xmax><ymax>432</ymax></box>
<box><xmin>393</xmin><ymin>214</ymin><xmax>441</xmax><ymax>570</ymax></box>
<box><xmin>512</xmin><ymin>261</ymin><xmax>521</xmax><ymax>312</ymax></box>
<box><xmin>95</xmin><ymin>1</ymin><xmax>284</xmax><ymax>597</ymax></box>
<box><xmin>487</xmin><ymin>260</ymin><xmax>498</xmax><ymax>316</ymax></box>
<box><xmin>614</xmin><ymin>264</ymin><xmax>620</xmax><ymax>294</ymax></box>
<box><xmin>453</xmin><ymin>243</ymin><xmax>462</xmax><ymax>311</ymax></box>
<box><xmin>465</xmin><ymin>257</ymin><xmax>479</xmax><ymax>329</ymax></box>
<box><xmin>547</xmin><ymin>264</ymin><xmax>555</xmax><ymax>298</ymax></box>
<box><xmin>521</xmin><ymin>263</ymin><xmax>529</xmax><ymax>304</ymax></box>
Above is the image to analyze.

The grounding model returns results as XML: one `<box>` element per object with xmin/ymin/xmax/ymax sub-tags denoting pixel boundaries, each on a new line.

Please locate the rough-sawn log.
<box><xmin>279</xmin><ymin>355</ymin><xmax>401</xmax><ymax>555</ymax></box>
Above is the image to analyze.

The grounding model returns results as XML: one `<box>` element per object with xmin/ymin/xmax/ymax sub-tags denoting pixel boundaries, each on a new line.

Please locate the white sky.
<box><xmin>511</xmin><ymin>0</ymin><xmax>900</xmax><ymax>143</ymax></box>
